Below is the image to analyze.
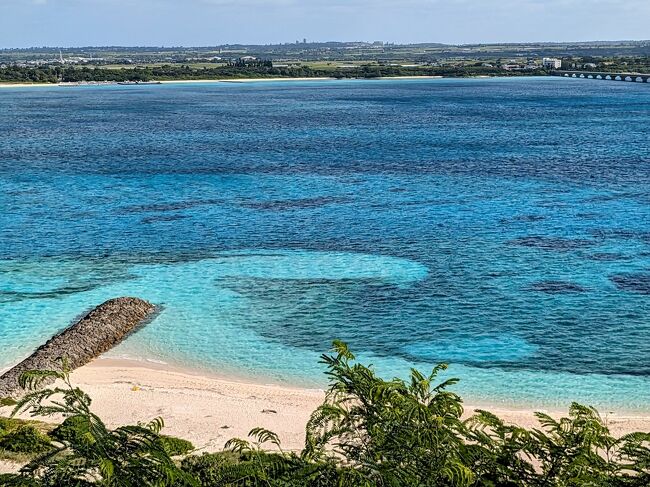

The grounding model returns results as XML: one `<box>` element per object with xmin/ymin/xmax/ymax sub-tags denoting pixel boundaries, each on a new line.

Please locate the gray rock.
<box><xmin>0</xmin><ymin>297</ymin><xmax>156</xmax><ymax>399</ymax></box>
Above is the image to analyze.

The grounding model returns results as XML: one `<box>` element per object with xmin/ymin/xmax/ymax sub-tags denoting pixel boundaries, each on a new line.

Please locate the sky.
<box><xmin>0</xmin><ymin>0</ymin><xmax>649</xmax><ymax>48</ymax></box>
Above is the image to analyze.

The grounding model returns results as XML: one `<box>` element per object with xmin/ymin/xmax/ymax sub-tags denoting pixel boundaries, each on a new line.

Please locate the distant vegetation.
<box><xmin>1</xmin><ymin>341</ymin><xmax>649</xmax><ymax>486</ymax></box>
<box><xmin>2</xmin><ymin>41</ymin><xmax>650</xmax><ymax>65</ymax></box>
<box><xmin>0</xmin><ymin>63</ymin><xmax>546</xmax><ymax>84</ymax></box>
<box><xmin>3</xmin><ymin>42</ymin><xmax>648</xmax><ymax>84</ymax></box>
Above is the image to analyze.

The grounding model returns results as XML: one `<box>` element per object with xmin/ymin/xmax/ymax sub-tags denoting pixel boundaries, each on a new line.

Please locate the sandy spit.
<box><xmin>159</xmin><ymin>77</ymin><xmax>334</xmax><ymax>84</ymax></box>
<box><xmin>0</xmin><ymin>82</ymin><xmax>58</xmax><ymax>88</ymax></box>
<box><xmin>0</xmin><ymin>76</ymin><xmax>450</xmax><ymax>89</ymax></box>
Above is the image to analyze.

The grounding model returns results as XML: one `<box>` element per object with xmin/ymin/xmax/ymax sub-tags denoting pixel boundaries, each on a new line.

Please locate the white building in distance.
<box><xmin>543</xmin><ymin>58</ymin><xmax>562</xmax><ymax>69</ymax></box>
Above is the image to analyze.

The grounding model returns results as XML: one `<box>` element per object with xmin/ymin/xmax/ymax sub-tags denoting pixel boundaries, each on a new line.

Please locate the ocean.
<box><xmin>1</xmin><ymin>77</ymin><xmax>649</xmax><ymax>410</ymax></box>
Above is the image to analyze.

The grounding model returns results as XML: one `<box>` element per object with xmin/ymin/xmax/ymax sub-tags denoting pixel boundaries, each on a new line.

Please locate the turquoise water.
<box><xmin>1</xmin><ymin>77</ymin><xmax>649</xmax><ymax>410</ymax></box>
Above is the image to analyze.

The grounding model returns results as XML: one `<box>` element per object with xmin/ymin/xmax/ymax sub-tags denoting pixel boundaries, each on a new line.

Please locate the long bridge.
<box><xmin>552</xmin><ymin>70</ymin><xmax>650</xmax><ymax>83</ymax></box>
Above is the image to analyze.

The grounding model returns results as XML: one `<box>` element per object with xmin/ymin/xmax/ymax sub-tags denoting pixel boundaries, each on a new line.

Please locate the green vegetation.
<box><xmin>2</xmin><ymin>42</ymin><xmax>648</xmax><ymax>85</ymax></box>
<box><xmin>158</xmin><ymin>436</ymin><xmax>195</xmax><ymax>457</ymax></box>
<box><xmin>0</xmin><ymin>417</ymin><xmax>53</xmax><ymax>464</ymax></box>
<box><xmin>0</xmin><ymin>368</ymin><xmax>193</xmax><ymax>486</ymax></box>
<box><xmin>48</xmin><ymin>415</ymin><xmax>90</xmax><ymax>446</ymax></box>
<box><xmin>0</xmin><ymin>63</ymin><xmax>545</xmax><ymax>84</ymax></box>
<box><xmin>1</xmin><ymin>342</ymin><xmax>650</xmax><ymax>486</ymax></box>
<box><xmin>0</xmin><ymin>427</ymin><xmax>51</xmax><ymax>455</ymax></box>
<box><xmin>2</xmin><ymin>41</ymin><xmax>649</xmax><ymax>66</ymax></box>
<box><xmin>177</xmin><ymin>452</ymin><xmax>242</xmax><ymax>486</ymax></box>
<box><xmin>48</xmin><ymin>416</ymin><xmax>193</xmax><ymax>457</ymax></box>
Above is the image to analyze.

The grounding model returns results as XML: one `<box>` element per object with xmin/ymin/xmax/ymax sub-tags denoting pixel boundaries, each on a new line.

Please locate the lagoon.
<box><xmin>1</xmin><ymin>77</ymin><xmax>649</xmax><ymax>410</ymax></box>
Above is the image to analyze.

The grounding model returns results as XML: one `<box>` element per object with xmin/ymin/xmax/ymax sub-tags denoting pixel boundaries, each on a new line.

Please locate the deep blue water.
<box><xmin>1</xmin><ymin>77</ymin><xmax>649</xmax><ymax>409</ymax></box>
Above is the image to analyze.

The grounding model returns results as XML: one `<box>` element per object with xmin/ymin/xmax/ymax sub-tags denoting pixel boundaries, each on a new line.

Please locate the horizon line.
<box><xmin>2</xmin><ymin>39</ymin><xmax>650</xmax><ymax>51</ymax></box>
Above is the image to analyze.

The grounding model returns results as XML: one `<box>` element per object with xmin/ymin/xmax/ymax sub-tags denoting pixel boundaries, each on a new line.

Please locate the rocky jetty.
<box><xmin>0</xmin><ymin>297</ymin><xmax>156</xmax><ymax>399</ymax></box>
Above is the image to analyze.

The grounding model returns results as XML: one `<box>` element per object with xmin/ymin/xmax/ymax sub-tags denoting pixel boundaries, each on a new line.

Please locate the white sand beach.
<box><xmin>70</xmin><ymin>360</ymin><xmax>324</xmax><ymax>453</ymax></box>
<box><xmin>0</xmin><ymin>82</ymin><xmax>58</xmax><ymax>88</ymax></box>
<box><xmin>76</xmin><ymin>360</ymin><xmax>650</xmax><ymax>441</ymax></box>
<box><xmin>159</xmin><ymin>77</ymin><xmax>334</xmax><ymax>84</ymax></box>
<box><xmin>0</xmin><ymin>76</ymin><xmax>449</xmax><ymax>89</ymax></box>
<box><xmin>3</xmin><ymin>358</ymin><xmax>650</xmax><ymax>474</ymax></box>
<box><xmin>14</xmin><ymin>360</ymin><xmax>650</xmax><ymax>449</ymax></box>
<box><xmin>0</xmin><ymin>79</ymin><xmax>334</xmax><ymax>88</ymax></box>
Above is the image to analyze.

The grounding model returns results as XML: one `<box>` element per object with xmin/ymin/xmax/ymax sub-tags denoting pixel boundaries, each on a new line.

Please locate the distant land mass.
<box><xmin>2</xmin><ymin>40</ymin><xmax>650</xmax><ymax>63</ymax></box>
<box><xmin>1</xmin><ymin>41</ymin><xmax>648</xmax><ymax>84</ymax></box>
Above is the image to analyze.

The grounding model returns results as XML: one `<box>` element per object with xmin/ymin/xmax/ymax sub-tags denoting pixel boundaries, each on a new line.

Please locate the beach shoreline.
<box><xmin>0</xmin><ymin>75</ymin><xmax>449</xmax><ymax>89</ymax></box>
<box><xmin>3</xmin><ymin>357</ymin><xmax>650</xmax><ymax>474</ymax></box>
<box><xmin>31</xmin><ymin>360</ymin><xmax>650</xmax><ymax>442</ymax></box>
<box><xmin>5</xmin><ymin>356</ymin><xmax>650</xmax><ymax>438</ymax></box>
<box><xmin>0</xmin><ymin>82</ymin><xmax>57</xmax><ymax>88</ymax></box>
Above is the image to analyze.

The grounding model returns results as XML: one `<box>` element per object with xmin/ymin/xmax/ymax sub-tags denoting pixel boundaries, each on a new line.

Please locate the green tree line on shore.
<box><xmin>0</xmin><ymin>64</ymin><xmax>546</xmax><ymax>84</ymax></box>
<box><xmin>2</xmin><ymin>341</ymin><xmax>648</xmax><ymax>486</ymax></box>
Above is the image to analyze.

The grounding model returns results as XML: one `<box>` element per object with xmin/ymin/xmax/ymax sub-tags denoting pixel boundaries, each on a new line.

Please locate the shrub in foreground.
<box><xmin>178</xmin><ymin>451</ymin><xmax>242</xmax><ymax>485</ymax></box>
<box><xmin>49</xmin><ymin>415</ymin><xmax>89</xmax><ymax>445</ymax></box>
<box><xmin>158</xmin><ymin>435</ymin><xmax>195</xmax><ymax>456</ymax></box>
<box><xmin>0</xmin><ymin>418</ymin><xmax>21</xmax><ymax>435</ymax></box>
<box><xmin>0</xmin><ymin>366</ymin><xmax>194</xmax><ymax>487</ymax></box>
<box><xmin>0</xmin><ymin>426</ymin><xmax>51</xmax><ymax>454</ymax></box>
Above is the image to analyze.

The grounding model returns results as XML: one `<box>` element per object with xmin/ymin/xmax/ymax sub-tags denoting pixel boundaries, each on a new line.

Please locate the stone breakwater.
<box><xmin>0</xmin><ymin>297</ymin><xmax>156</xmax><ymax>399</ymax></box>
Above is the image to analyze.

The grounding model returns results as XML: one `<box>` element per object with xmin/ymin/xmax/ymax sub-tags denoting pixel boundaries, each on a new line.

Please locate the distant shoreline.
<box><xmin>0</xmin><ymin>75</ymin><xmax>449</xmax><ymax>88</ymax></box>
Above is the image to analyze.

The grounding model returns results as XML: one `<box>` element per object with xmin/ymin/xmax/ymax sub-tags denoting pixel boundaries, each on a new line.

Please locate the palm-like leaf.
<box><xmin>2</xmin><ymin>364</ymin><xmax>197</xmax><ymax>487</ymax></box>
